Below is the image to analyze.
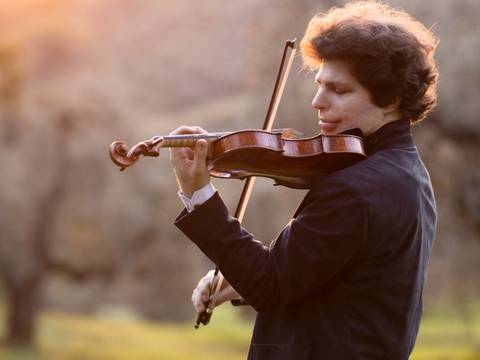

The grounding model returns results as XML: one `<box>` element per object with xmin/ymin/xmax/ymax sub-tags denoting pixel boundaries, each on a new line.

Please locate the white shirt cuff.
<box><xmin>178</xmin><ymin>183</ymin><xmax>216</xmax><ymax>212</ymax></box>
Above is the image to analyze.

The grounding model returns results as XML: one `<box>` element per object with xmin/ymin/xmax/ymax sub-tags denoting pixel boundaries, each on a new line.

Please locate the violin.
<box><xmin>109</xmin><ymin>39</ymin><xmax>364</xmax><ymax>329</ymax></box>
<box><xmin>109</xmin><ymin>128</ymin><xmax>365</xmax><ymax>189</ymax></box>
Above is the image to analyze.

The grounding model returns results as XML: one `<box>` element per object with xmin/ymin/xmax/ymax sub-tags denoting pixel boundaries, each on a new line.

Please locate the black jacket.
<box><xmin>175</xmin><ymin>119</ymin><xmax>437</xmax><ymax>360</ymax></box>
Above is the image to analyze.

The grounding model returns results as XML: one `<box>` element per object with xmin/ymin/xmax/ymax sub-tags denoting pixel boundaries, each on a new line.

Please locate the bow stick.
<box><xmin>194</xmin><ymin>39</ymin><xmax>297</xmax><ymax>328</ymax></box>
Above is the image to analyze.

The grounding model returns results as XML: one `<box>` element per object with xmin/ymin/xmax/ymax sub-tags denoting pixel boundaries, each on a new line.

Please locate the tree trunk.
<box><xmin>2</xmin><ymin>115</ymin><xmax>72</xmax><ymax>348</ymax></box>
<box><xmin>4</xmin><ymin>277</ymin><xmax>41</xmax><ymax>348</ymax></box>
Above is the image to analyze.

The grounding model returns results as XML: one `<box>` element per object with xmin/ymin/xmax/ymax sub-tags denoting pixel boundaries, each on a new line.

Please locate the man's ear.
<box><xmin>383</xmin><ymin>96</ymin><xmax>400</xmax><ymax>115</ymax></box>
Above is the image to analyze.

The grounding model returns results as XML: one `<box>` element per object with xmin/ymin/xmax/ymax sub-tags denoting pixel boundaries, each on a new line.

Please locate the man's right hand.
<box><xmin>191</xmin><ymin>270</ymin><xmax>242</xmax><ymax>314</ymax></box>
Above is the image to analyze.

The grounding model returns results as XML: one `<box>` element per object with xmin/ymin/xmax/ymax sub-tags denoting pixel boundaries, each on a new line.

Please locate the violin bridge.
<box><xmin>277</xmin><ymin>128</ymin><xmax>303</xmax><ymax>139</ymax></box>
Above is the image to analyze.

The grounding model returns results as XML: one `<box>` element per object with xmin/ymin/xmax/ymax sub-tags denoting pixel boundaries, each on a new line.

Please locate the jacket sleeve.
<box><xmin>174</xmin><ymin>178</ymin><xmax>367</xmax><ymax>312</ymax></box>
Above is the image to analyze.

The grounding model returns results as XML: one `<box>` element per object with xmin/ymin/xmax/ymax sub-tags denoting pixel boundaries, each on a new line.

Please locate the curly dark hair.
<box><xmin>300</xmin><ymin>0</ymin><xmax>438</xmax><ymax>124</ymax></box>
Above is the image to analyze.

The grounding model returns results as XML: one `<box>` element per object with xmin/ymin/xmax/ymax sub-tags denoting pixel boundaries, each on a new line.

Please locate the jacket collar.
<box><xmin>363</xmin><ymin>117</ymin><xmax>413</xmax><ymax>155</ymax></box>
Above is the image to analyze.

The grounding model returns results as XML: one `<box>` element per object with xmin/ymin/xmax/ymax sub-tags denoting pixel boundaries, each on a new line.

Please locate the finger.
<box><xmin>197</xmin><ymin>289</ymin><xmax>211</xmax><ymax>313</ymax></box>
<box><xmin>169</xmin><ymin>126</ymin><xmax>196</xmax><ymax>136</ymax></box>
<box><xmin>170</xmin><ymin>125</ymin><xmax>205</xmax><ymax>136</ymax></box>
<box><xmin>198</xmin><ymin>270</ymin><xmax>214</xmax><ymax>287</ymax></box>
<box><xmin>193</xmin><ymin>139</ymin><xmax>208</xmax><ymax>171</ymax></box>
<box><xmin>192</xmin><ymin>126</ymin><xmax>208</xmax><ymax>135</ymax></box>
<box><xmin>192</xmin><ymin>287</ymin><xmax>207</xmax><ymax>313</ymax></box>
<box><xmin>191</xmin><ymin>272</ymin><xmax>214</xmax><ymax>312</ymax></box>
<box><xmin>170</xmin><ymin>146</ymin><xmax>192</xmax><ymax>158</ymax></box>
<box><xmin>192</xmin><ymin>294</ymin><xmax>206</xmax><ymax>313</ymax></box>
<box><xmin>169</xmin><ymin>147</ymin><xmax>194</xmax><ymax>165</ymax></box>
<box><xmin>170</xmin><ymin>148</ymin><xmax>195</xmax><ymax>161</ymax></box>
<box><xmin>194</xmin><ymin>270</ymin><xmax>216</xmax><ymax>303</ymax></box>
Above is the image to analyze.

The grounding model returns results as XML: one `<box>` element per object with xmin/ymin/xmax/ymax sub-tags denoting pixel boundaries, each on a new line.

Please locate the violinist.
<box><xmin>171</xmin><ymin>1</ymin><xmax>438</xmax><ymax>359</ymax></box>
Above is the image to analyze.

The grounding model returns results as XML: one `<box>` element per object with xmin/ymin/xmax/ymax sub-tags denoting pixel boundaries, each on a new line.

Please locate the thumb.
<box><xmin>193</xmin><ymin>139</ymin><xmax>208</xmax><ymax>169</ymax></box>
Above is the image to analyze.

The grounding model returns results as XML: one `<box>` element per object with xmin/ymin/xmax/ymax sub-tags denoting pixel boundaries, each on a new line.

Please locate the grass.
<box><xmin>411</xmin><ymin>304</ymin><xmax>480</xmax><ymax>360</ymax></box>
<box><xmin>1</xmin><ymin>304</ymin><xmax>480</xmax><ymax>359</ymax></box>
<box><xmin>0</xmin><ymin>305</ymin><xmax>251</xmax><ymax>360</ymax></box>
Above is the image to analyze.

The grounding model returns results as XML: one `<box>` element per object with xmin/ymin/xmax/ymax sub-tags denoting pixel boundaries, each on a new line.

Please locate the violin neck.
<box><xmin>159</xmin><ymin>133</ymin><xmax>225</xmax><ymax>148</ymax></box>
<box><xmin>157</xmin><ymin>128</ymin><xmax>301</xmax><ymax>148</ymax></box>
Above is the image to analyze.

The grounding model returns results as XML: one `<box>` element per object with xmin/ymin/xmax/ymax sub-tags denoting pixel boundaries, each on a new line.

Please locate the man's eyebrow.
<box><xmin>315</xmin><ymin>78</ymin><xmax>350</xmax><ymax>87</ymax></box>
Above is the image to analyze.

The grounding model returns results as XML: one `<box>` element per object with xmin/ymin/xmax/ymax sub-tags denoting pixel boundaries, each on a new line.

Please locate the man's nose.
<box><xmin>312</xmin><ymin>88</ymin><xmax>328</xmax><ymax>111</ymax></box>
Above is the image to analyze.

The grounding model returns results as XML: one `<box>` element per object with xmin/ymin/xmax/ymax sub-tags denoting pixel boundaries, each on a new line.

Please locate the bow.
<box><xmin>194</xmin><ymin>39</ymin><xmax>297</xmax><ymax>328</ymax></box>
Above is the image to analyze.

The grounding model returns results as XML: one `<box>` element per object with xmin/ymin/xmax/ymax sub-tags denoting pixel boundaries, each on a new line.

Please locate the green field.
<box><xmin>1</xmin><ymin>305</ymin><xmax>480</xmax><ymax>359</ymax></box>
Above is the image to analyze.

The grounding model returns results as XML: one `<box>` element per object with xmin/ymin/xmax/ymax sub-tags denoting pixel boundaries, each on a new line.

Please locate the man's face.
<box><xmin>312</xmin><ymin>60</ymin><xmax>388</xmax><ymax>136</ymax></box>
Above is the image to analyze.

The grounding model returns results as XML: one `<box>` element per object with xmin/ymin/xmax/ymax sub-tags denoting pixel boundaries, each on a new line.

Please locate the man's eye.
<box><xmin>334</xmin><ymin>88</ymin><xmax>347</xmax><ymax>94</ymax></box>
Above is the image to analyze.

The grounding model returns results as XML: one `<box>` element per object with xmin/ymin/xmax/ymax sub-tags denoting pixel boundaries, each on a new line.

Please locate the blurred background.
<box><xmin>0</xmin><ymin>0</ymin><xmax>479</xmax><ymax>359</ymax></box>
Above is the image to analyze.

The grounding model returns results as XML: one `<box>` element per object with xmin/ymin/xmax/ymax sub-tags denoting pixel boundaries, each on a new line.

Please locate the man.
<box><xmin>170</xmin><ymin>1</ymin><xmax>438</xmax><ymax>358</ymax></box>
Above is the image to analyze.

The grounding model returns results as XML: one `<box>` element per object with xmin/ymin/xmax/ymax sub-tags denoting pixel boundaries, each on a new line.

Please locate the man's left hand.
<box><xmin>169</xmin><ymin>126</ymin><xmax>210</xmax><ymax>197</ymax></box>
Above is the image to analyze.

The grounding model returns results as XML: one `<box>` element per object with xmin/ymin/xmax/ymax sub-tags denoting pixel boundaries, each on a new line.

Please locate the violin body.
<box><xmin>110</xmin><ymin>129</ymin><xmax>366</xmax><ymax>189</ymax></box>
<box><xmin>207</xmin><ymin>130</ymin><xmax>365</xmax><ymax>188</ymax></box>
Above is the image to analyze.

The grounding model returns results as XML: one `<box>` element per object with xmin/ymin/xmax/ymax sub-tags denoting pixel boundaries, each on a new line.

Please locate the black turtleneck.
<box><xmin>363</xmin><ymin>117</ymin><xmax>413</xmax><ymax>155</ymax></box>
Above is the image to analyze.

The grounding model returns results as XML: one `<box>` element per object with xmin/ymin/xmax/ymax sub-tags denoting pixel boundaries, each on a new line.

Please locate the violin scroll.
<box><xmin>110</xmin><ymin>137</ymin><xmax>163</xmax><ymax>171</ymax></box>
